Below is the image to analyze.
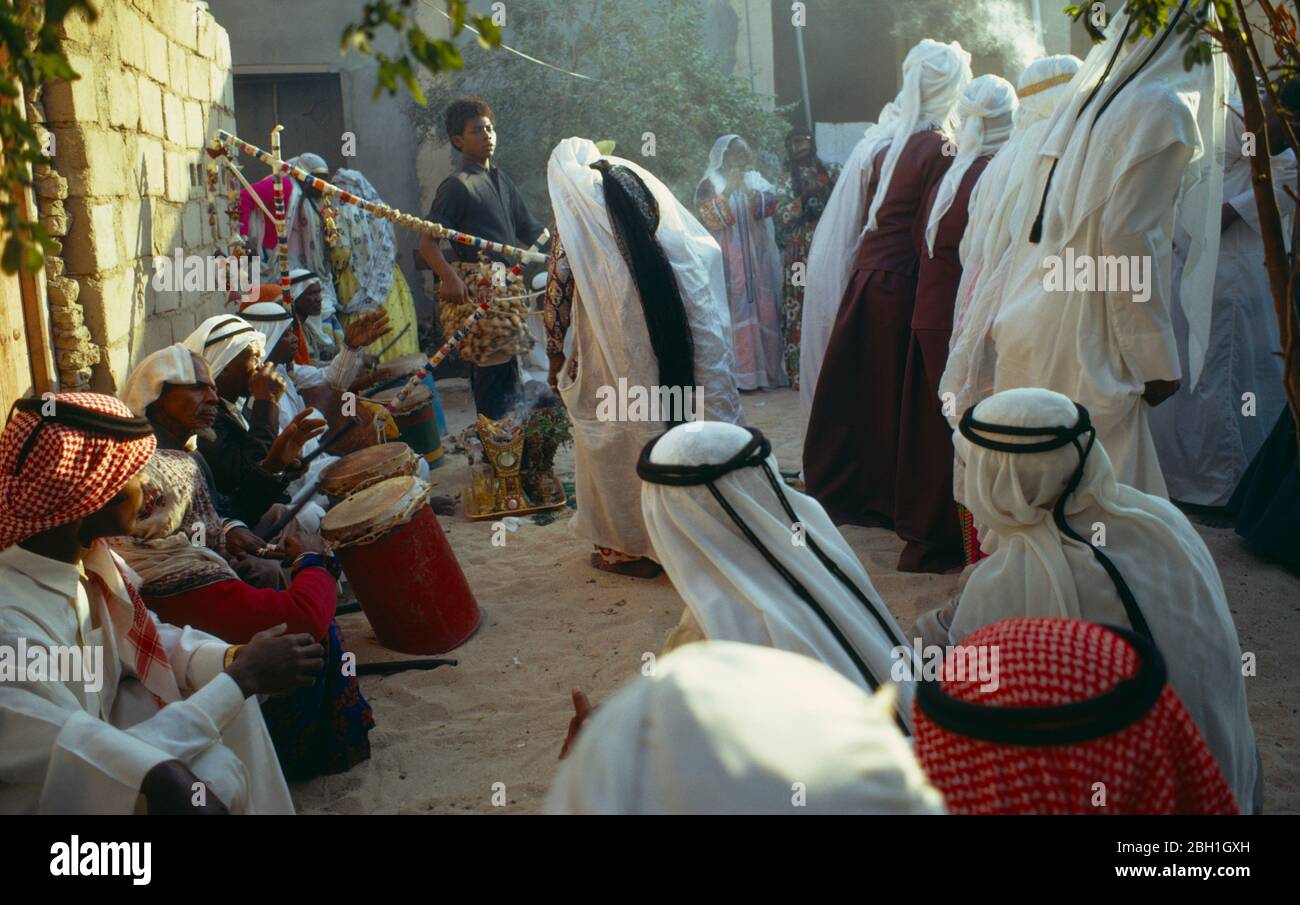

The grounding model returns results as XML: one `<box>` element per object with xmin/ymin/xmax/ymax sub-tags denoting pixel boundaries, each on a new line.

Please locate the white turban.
<box><xmin>863</xmin><ymin>38</ymin><xmax>972</xmax><ymax>234</ymax></box>
<box><xmin>950</xmin><ymin>387</ymin><xmax>1259</xmax><ymax>812</ymax></box>
<box><xmin>183</xmin><ymin>314</ymin><xmax>264</xmax><ymax>379</ymax></box>
<box><xmin>121</xmin><ymin>344</ymin><xmax>198</xmax><ymax>417</ymax></box>
<box><xmin>923</xmin><ymin>74</ymin><xmax>1018</xmax><ymax>257</ymax></box>
<box><xmin>545</xmin><ymin>641</ymin><xmax>945</xmax><ymax>815</ymax></box>
<box><xmin>240</xmin><ymin>301</ymin><xmax>295</xmax><ymax>355</ymax></box>
<box><xmin>639</xmin><ymin>421</ymin><xmax>915</xmax><ymax>728</ymax></box>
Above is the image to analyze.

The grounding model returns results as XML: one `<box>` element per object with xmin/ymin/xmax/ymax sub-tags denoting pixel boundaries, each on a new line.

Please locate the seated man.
<box><xmin>0</xmin><ymin>392</ymin><xmax>321</xmax><ymax>814</ymax></box>
<box><xmin>122</xmin><ymin>343</ymin><xmax>305</xmax><ymax>589</ymax></box>
<box><xmin>181</xmin><ymin>315</ymin><xmax>326</xmax><ymax>531</ymax></box>
<box><xmin>547</xmin><ymin>641</ymin><xmax>944</xmax><ymax>815</ymax></box>
<box><xmin>107</xmin><ymin>451</ymin><xmax>374</xmax><ymax>781</ymax></box>
<box><xmin>935</xmin><ymin>386</ymin><xmax>1259</xmax><ymax>812</ymax></box>
<box><xmin>914</xmin><ymin>618</ymin><xmax>1238</xmax><ymax>814</ymax></box>
<box><xmin>638</xmin><ymin>421</ymin><xmax>915</xmax><ymax>731</ymax></box>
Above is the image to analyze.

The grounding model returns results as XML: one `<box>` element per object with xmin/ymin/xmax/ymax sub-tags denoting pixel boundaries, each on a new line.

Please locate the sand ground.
<box><xmin>295</xmin><ymin>381</ymin><xmax>1300</xmax><ymax>815</ymax></box>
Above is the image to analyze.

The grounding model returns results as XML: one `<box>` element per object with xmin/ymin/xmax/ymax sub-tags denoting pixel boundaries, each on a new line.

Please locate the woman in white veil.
<box><xmin>695</xmin><ymin>135</ymin><xmax>787</xmax><ymax>390</ymax></box>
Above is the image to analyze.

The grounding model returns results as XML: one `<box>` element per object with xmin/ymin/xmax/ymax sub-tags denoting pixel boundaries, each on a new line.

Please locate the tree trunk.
<box><xmin>1217</xmin><ymin>21</ymin><xmax>1300</xmax><ymax>453</ymax></box>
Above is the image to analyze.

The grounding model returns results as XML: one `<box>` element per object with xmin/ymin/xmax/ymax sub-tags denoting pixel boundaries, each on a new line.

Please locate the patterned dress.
<box><xmin>774</xmin><ymin>160</ymin><xmax>840</xmax><ymax>388</ymax></box>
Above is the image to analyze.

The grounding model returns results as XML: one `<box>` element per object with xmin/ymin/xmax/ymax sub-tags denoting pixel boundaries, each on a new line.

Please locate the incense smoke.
<box><xmin>892</xmin><ymin>0</ymin><xmax>1047</xmax><ymax>78</ymax></box>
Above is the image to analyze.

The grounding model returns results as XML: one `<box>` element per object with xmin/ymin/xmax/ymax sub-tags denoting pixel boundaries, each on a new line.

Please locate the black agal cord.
<box><xmin>638</xmin><ymin>427</ymin><xmax>912</xmax><ymax>732</ymax></box>
<box><xmin>957</xmin><ymin>402</ymin><xmax>1154</xmax><ymax>642</ymax></box>
<box><xmin>916</xmin><ymin>623</ymin><xmax>1166</xmax><ymax>746</ymax></box>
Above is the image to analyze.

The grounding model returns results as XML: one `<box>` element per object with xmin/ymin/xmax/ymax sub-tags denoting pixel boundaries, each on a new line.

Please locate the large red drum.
<box><xmin>320</xmin><ymin>476</ymin><xmax>480</xmax><ymax>654</ymax></box>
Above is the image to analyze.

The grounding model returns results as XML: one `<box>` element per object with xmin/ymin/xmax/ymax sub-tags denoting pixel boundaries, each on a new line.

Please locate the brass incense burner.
<box><xmin>465</xmin><ymin>413</ymin><xmax>567</xmax><ymax>520</ymax></box>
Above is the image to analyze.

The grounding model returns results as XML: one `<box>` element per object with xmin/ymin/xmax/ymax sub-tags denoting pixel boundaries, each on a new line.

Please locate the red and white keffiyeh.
<box><xmin>914</xmin><ymin>618</ymin><xmax>1238</xmax><ymax>815</ymax></box>
<box><xmin>0</xmin><ymin>393</ymin><xmax>156</xmax><ymax>551</ymax></box>
<box><xmin>0</xmin><ymin>393</ymin><xmax>176</xmax><ymax>701</ymax></box>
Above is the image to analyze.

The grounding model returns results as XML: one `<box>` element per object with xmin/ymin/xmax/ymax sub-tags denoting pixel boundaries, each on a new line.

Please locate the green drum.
<box><xmin>373</xmin><ymin>384</ymin><xmax>444</xmax><ymax>468</ymax></box>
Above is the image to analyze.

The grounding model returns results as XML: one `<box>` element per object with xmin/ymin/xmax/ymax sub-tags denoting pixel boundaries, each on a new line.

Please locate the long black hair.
<box><xmin>590</xmin><ymin>160</ymin><xmax>697</xmax><ymax>417</ymax></box>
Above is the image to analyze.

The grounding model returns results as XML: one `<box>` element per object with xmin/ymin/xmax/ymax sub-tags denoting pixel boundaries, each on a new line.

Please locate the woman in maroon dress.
<box><xmin>896</xmin><ymin>75</ymin><xmax>1017</xmax><ymax>573</ymax></box>
<box><xmin>803</xmin><ymin>39</ymin><xmax>971</xmax><ymax>527</ymax></box>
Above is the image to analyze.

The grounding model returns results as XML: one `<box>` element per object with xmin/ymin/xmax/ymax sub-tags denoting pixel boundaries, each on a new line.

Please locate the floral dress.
<box><xmin>774</xmin><ymin>160</ymin><xmax>840</xmax><ymax>387</ymax></box>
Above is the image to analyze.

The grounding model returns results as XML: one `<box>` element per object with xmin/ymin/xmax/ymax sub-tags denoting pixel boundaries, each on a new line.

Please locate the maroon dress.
<box><xmin>895</xmin><ymin>155</ymin><xmax>991</xmax><ymax>573</ymax></box>
<box><xmin>803</xmin><ymin>130</ymin><xmax>953</xmax><ymax>527</ymax></box>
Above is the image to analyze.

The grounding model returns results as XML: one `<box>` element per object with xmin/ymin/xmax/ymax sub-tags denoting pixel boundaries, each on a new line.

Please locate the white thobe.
<box><xmin>994</xmin><ymin>110</ymin><xmax>1194</xmax><ymax>496</ymax></box>
<box><xmin>1150</xmin><ymin>133</ymin><xmax>1295</xmax><ymax>505</ymax></box>
<box><xmin>0</xmin><ymin>543</ymin><xmax>294</xmax><ymax>814</ymax></box>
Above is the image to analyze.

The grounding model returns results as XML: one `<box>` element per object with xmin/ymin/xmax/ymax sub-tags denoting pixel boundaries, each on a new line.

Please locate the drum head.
<box><xmin>321</xmin><ymin>475</ymin><xmax>430</xmax><ymax>548</ymax></box>
<box><xmin>373</xmin><ymin>383</ymin><xmax>433</xmax><ymax>415</ymax></box>
<box><xmin>373</xmin><ymin>354</ymin><xmax>429</xmax><ymax>382</ymax></box>
<box><xmin>322</xmin><ymin>442</ymin><xmax>416</xmax><ymax>485</ymax></box>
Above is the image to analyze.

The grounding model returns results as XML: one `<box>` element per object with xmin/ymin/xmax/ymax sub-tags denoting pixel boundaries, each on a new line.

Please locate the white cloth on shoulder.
<box><xmin>862</xmin><ymin>38</ymin><xmax>972</xmax><ymax>234</ymax></box>
<box><xmin>640</xmin><ymin>421</ymin><xmax>915</xmax><ymax>727</ymax></box>
<box><xmin>798</xmin><ymin>106</ymin><xmax>899</xmax><ymax>424</ymax></box>
<box><xmin>939</xmin><ymin>54</ymin><xmax>1082</xmax><ymax>439</ymax></box>
<box><xmin>923</xmin><ymin>74</ymin><xmax>1017</xmax><ymax>257</ymax></box>
<box><xmin>545</xmin><ymin>641</ymin><xmax>944</xmax><ymax>815</ymax></box>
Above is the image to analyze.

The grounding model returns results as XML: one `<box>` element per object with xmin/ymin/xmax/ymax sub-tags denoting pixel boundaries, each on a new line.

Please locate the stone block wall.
<box><xmin>34</xmin><ymin>0</ymin><xmax>238</xmax><ymax>391</ymax></box>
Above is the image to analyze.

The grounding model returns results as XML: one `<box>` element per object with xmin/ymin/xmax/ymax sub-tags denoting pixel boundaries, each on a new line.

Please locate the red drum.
<box><xmin>320</xmin><ymin>476</ymin><xmax>480</xmax><ymax>654</ymax></box>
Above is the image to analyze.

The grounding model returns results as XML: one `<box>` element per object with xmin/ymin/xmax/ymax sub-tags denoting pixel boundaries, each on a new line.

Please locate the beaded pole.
<box><xmin>269</xmin><ymin>126</ymin><xmax>290</xmax><ymax>306</ymax></box>
<box><xmin>215</xmin><ymin>129</ymin><xmax>546</xmax><ymax>265</ymax></box>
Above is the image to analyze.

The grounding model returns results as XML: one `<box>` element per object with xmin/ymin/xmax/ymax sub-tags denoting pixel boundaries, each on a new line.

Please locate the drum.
<box><xmin>372</xmin><ymin>383</ymin><xmax>444</xmax><ymax>468</ymax></box>
<box><xmin>364</xmin><ymin>354</ymin><xmax>448</xmax><ymax>434</ymax></box>
<box><xmin>319</xmin><ymin>441</ymin><xmax>419</xmax><ymax>501</ymax></box>
<box><xmin>320</xmin><ymin>476</ymin><xmax>481</xmax><ymax>654</ymax></box>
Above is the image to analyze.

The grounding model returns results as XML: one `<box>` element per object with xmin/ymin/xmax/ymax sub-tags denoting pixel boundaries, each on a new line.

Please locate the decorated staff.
<box><xmin>214</xmin><ymin>129</ymin><xmax>546</xmax><ymax>265</ymax></box>
<box><xmin>269</xmin><ymin>126</ymin><xmax>291</xmax><ymax>306</ymax></box>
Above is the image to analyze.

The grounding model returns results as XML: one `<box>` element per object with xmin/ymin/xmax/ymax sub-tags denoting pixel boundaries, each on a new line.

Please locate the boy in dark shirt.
<box><xmin>420</xmin><ymin>97</ymin><xmax>548</xmax><ymax>419</ymax></box>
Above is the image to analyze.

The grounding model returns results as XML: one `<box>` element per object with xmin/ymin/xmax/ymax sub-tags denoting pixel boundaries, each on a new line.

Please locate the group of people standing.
<box><xmin>539</xmin><ymin>2</ymin><xmax>1271</xmax><ymax>814</ymax></box>
<box><xmin>0</xmin><ymin>0</ymin><xmax>1287</xmax><ymax>814</ymax></box>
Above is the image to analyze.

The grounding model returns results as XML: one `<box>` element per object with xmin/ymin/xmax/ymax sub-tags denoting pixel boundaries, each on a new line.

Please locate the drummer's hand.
<box><xmin>438</xmin><ymin>270</ymin><xmax>468</xmax><ymax>306</ymax></box>
<box><xmin>226</xmin><ymin>624</ymin><xmax>324</xmax><ymax>697</ymax></box>
<box><xmin>344</xmin><ymin>310</ymin><xmax>391</xmax><ymax>350</ymax></box>
<box><xmin>249</xmin><ymin>363</ymin><xmax>287</xmax><ymax>403</ymax></box>
<box><xmin>264</xmin><ymin>408</ymin><xmax>327</xmax><ymax>473</ymax></box>
<box><xmin>559</xmin><ymin>687</ymin><xmax>594</xmax><ymax>760</ymax></box>
<box><xmin>547</xmin><ymin>353</ymin><xmax>565</xmax><ymax>392</ymax></box>
<box><xmin>225</xmin><ymin>526</ymin><xmax>268</xmax><ymax>562</ymax></box>
<box><xmin>280</xmin><ymin>526</ymin><xmax>324</xmax><ymax>563</ymax></box>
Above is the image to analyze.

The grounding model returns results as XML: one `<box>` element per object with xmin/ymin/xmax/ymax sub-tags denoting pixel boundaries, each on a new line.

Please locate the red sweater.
<box><xmin>145</xmin><ymin>567</ymin><xmax>337</xmax><ymax>644</ymax></box>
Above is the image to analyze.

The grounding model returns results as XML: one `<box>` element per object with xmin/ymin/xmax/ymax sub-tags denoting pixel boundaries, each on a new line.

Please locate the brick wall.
<box><xmin>34</xmin><ymin>0</ymin><xmax>237</xmax><ymax>391</ymax></box>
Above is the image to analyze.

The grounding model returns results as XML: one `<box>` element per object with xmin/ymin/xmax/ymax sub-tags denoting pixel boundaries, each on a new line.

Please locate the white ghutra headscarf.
<box><xmin>862</xmin><ymin>38</ymin><xmax>972</xmax><ymax>234</ymax></box>
<box><xmin>923</xmin><ymin>74</ymin><xmax>1018</xmax><ymax>257</ymax></box>
<box><xmin>545</xmin><ymin>641</ymin><xmax>945</xmax><ymax>815</ymax></box>
<box><xmin>639</xmin><ymin>421</ymin><xmax>915</xmax><ymax>730</ymax></box>
<box><xmin>949</xmin><ymin>387</ymin><xmax>1259</xmax><ymax>812</ymax></box>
